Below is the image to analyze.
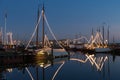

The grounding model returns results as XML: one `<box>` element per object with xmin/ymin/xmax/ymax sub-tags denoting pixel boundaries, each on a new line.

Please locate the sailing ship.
<box><xmin>25</xmin><ymin>4</ymin><xmax>66</xmax><ymax>58</ymax></box>
<box><xmin>94</xmin><ymin>26</ymin><xmax>111</xmax><ymax>53</ymax></box>
<box><xmin>86</xmin><ymin>26</ymin><xmax>111</xmax><ymax>53</ymax></box>
<box><xmin>24</xmin><ymin>5</ymin><xmax>50</xmax><ymax>57</ymax></box>
<box><xmin>0</xmin><ymin>12</ymin><xmax>17</xmax><ymax>53</ymax></box>
<box><xmin>35</xmin><ymin>5</ymin><xmax>50</xmax><ymax>55</ymax></box>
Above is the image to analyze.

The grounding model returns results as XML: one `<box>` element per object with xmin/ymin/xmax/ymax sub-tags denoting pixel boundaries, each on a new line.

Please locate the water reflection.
<box><xmin>0</xmin><ymin>52</ymin><xmax>120</xmax><ymax>80</ymax></box>
<box><xmin>70</xmin><ymin>54</ymin><xmax>108</xmax><ymax>71</ymax></box>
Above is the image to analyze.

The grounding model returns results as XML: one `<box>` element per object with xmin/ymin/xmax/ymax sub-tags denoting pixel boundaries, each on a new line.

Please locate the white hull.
<box><xmin>95</xmin><ymin>48</ymin><xmax>111</xmax><ymax>53</ymax></box>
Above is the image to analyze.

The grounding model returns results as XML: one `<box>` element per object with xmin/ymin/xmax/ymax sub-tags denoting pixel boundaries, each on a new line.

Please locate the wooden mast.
<box><xmin>36</xmin><ymin>6</ymin><xmax>40</xmax><ymax>48</ymax></box>
<box><xmin>4</xmin><ymin>12</ymin><xmax>7</xmax><ymax>45</ymax></box>
<box><xmin>107</xmin><ymin>26</ymin><xmax>109</xmax><ymax>46</ymax></box>
<box><xmin>102</xmin><ymin>25</ymin><xmax>104</xmax><ymax>47</ymax></box>
<box><xmin>42</xmin><ymin>4</ymin><xmax>45</xmax><ymax>48</ymax></box>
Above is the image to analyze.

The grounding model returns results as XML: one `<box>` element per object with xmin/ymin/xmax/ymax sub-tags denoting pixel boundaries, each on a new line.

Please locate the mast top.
<box><xmin>42</xmin><ymin>3</ymin><xmax>45</xmax><ymax>13</ymax></box>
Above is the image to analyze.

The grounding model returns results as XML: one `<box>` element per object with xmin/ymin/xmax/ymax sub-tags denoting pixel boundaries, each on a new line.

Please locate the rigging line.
<box><xmin>87</xmin><ymin>35</ymin><xmax>96</xmax><ymax>49</ymax></box>
<box><xmin>88</xmin><ymin>32</ymin><xmax>100</xmax><ymax>48</ymax></box>
<box><xmin>52</xmin><ymin>62</ymin><xmax>65</xmax><ymax>80</ymax></box>
<box><xmin>99</xmin><ymin>32</ymin><xmax>104</xmax><ymax>46</ymax></box>
<box><xmin>88</xmin><ymin>35</ymin><xmax>92</xmax><ymax>43</ymax></box>
<box><xmin>73</xmin><ymin>36</ymin><xmax>89</xmax><ymax>42</ymax></box>
<box><xmin>25</xmin><ymin>67</ymin><xmax>34</xmax><ymax>80</ymax></box>
<box><xmin>25</xmin><ymin>11</ymin><xmax>42</xmax><ymax>50</ymax></box>
<box><xmin>44</xmin><ymin>34</ymin><xmax>51</xmax><ymax>47</ymax></box>
<box><xmin>98</xmin><ymin>32</ymin><xmax>103</xmax><ymax>45</ymax></box>
<box><xmin>44</xmin><ymin>14</ymin><xmax>65</xmax><ymax>50</ymax></box>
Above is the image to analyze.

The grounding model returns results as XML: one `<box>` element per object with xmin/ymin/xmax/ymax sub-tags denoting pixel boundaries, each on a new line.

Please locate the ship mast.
<box><xmin>91</xmin><ymin>28</ymin><xmax>94</xmax><ymax>41</ymax></box>
<box><xmin>107</xmin><ymin>26</ymin><xmax>109</xmax><ymax>46</ymax></box>
<box><xmin>42</xmin><ymin>4</ymin><xmax>45</xmax><ymax>48</ymax></box>
<box><xmin>36</xmin><ymin>6</ymin><xmax>40</xmax><ymax>48</ymax></box>
<box><xmin>0</xmin><ymin>27</ymin><xmax>3</xmax><ymax>44</ymax></box>
<box><xmin>4</xmin><ymin>12</ymin><xmax>7</xmax><ymax>45</ymax></box>
<box><xmin>102</xmin><ymin>25</ymin><xmax>104</xmax><ymax>47</ymax></box>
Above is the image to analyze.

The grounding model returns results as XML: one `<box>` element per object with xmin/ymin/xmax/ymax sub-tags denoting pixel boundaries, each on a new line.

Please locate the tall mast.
<box><xmin>91</xmin><ymin>28</ymin><xmax>94</xmax><ymax>41</ymax></box>
<box><xmin>42</xmin><ymin>4</ymin><xmax>45</xmax><ymax>48</ymax></box>
<box><xmin>36</xmin><ymin>6</ymin><xmax>40</xmax><ymax>48</ymax></box>
<box><xmin>4</xmin><ymin>12</ymin><xmax>7</xmax><ymax>45</ymax></box>
<box><xmin>107</xmin><ymin>26</ymin><xmax>109</xmax><ymax>46</ymax></box>
<box><xmin>113</xmin><ymin>36</ymin><xmax>115</xmax><ymax>43</ymax></box>
<box><xmin>0</xmin><ymin>27</ymin><xmax>3</xmax><ymax>44</ymax></box>
<box><xmin>102</xmin><ymin>25</ymin><xmax>104</xmax><ymax>46</ymax></box>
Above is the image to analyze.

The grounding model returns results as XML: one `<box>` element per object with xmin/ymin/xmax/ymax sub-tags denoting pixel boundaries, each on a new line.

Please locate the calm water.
<box><xmin>0</xmin><ymin>51</ymin><xmax>120</xmax><ymax>80</ymax></box>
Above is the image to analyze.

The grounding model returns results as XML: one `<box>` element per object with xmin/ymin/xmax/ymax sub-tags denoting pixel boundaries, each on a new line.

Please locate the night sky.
<box><xmin>0</xmin><ymin>0</ymin><xmax>120</xmax><ymax>42</ymax></box>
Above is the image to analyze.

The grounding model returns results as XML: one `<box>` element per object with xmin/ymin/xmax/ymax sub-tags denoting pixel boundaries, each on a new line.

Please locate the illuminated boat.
<box><xmin>25</xmin><ymin>4</ymin><xmax>66</xmax><ymax>57</ymax></box>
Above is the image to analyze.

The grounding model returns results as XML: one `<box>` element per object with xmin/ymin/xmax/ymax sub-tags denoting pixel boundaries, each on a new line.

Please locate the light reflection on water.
<box><xmin>1</xmin><ymin>52</ymin><xmax>120</xmax><ymax>80</ymax></box>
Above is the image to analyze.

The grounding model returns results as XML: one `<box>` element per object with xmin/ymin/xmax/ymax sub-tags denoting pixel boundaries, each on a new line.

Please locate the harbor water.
<box><xmin>0</xmin><ymin>51</ymin><xmax>120</xmax><ymax>80</ymax></box>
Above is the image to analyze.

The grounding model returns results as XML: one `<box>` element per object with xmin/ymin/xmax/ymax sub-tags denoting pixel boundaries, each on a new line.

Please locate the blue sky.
<box><xmin>0</xmin><ymin>0</ymin><xmax>120</xmax><ymax>42</ymax></box>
